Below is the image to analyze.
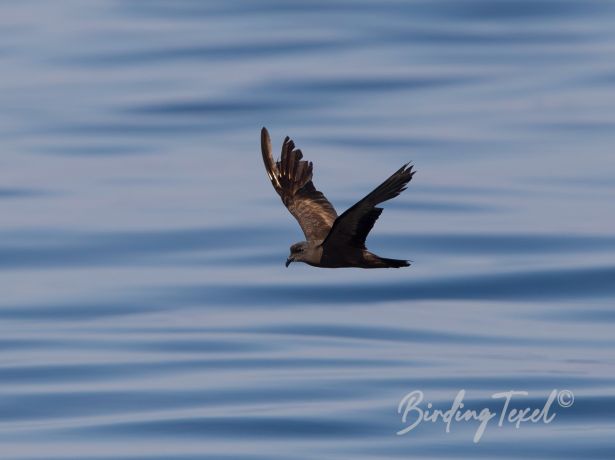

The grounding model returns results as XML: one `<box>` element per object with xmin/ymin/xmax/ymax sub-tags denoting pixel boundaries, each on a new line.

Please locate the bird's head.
<box><xmin>286</xmin><ymin>241</ymin><xmax>309</xmax><ymax>267</ymax></box>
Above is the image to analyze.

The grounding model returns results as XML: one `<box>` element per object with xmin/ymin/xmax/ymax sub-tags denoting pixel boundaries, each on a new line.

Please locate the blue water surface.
<box><xmin>1</xmin><ymin>1</ymin><xmax>614</xmax><ymax>458</ymax></box>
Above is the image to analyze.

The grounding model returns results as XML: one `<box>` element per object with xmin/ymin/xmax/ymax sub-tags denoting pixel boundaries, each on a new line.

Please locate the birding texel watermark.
<box><xmin>397</xmin><ymin>389</ymin><xmax>575</xmax><ymax>443</ymax></box>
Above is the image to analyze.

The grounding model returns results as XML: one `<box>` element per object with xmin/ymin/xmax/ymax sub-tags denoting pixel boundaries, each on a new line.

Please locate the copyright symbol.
<box><xmin>557</xmin><ymin>389</ymin><xmax>574</xmax><ymax>408</ymax></box>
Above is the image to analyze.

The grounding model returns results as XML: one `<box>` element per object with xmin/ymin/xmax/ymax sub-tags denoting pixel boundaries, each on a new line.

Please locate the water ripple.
<box><xmin>156</xmin><ymin>265</ymin><xmax>615</xmax><ymax>306</ymax></box>
<box><xmin>1</xmin><ymin>0</ymin><xmax>614</xmax><ymax>457</ymax></box>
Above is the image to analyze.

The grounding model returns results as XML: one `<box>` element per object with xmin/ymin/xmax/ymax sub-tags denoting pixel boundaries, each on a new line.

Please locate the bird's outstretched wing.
<box><xmin>322</xmin><ymin>164</ymin><xmax>415</xmax><ymax>250</ymax></box>
<box><xmin>261</xmin><ymin>127</ymin><xmax>338</xmax><ymax>242</ymax></box>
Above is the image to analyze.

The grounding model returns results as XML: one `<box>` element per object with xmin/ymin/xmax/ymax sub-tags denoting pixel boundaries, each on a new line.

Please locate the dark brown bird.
<box><xmin>261</xmin><ymin>127</ymin><xmax>415</xmax><ymax>268</ymax></box>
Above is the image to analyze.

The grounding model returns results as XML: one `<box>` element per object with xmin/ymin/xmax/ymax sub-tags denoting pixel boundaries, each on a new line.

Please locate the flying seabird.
<box><xmin>261</xmin><ymin>127</ymin><xmax>415</xmax><ymax>269</ymax></box>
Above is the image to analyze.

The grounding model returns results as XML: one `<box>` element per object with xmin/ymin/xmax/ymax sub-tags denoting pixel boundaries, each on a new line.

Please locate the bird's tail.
<box><xmin>364</xmin><ymin>252</ymin><xmax>410</xmax><ymax>268</ymax></box>
<box><xmin>376</xmin><ymin>257</ymin><xmax>410</xmax><ymax>268</ymax></box>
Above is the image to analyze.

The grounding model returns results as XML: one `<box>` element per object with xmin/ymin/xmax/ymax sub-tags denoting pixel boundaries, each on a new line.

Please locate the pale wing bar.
<box><xmin>261</xmin><ymin>128</ymin><xmax>337</xmax><ymax>242</ymax></box>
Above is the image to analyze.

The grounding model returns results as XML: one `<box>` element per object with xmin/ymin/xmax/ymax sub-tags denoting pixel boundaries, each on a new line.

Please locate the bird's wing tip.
<box><xmin>404</xmin><ymin>163</ymin><xmax>416</xmax><ymax>178</ymax></box>
<box><xmin>261</xmin><ymin>127</ymin><xmax>281</xmax><ymax>188</ymax></box>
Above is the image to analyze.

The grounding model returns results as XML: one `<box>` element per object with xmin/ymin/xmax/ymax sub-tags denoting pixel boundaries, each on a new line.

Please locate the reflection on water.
<box><xmin>1</xmin><ymin>0</ymin><xmax>614</xmax><ymax>458</ymax></box>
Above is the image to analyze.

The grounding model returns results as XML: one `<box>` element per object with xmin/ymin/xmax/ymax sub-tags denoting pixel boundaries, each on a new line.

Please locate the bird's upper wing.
<box><xmin>261</xmin><ymin>127</ymin><xmax>338</xmax><ymax>242</ymax></box>
<box><xmin>322</xmin><ymin>164</ymin><xmax>415</xmax><ymax>250</ymax></box>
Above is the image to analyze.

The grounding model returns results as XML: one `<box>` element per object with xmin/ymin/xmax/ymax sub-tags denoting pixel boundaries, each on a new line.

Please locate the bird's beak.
<box><xmin>285</xmin><ymin>257</ymin><xmax>293</xmax><ymax>267</ymax></box>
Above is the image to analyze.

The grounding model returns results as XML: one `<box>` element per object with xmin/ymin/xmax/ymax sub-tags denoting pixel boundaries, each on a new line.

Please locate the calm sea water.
<box><xmin>1</xmin><ymin>1</ymin><xmax>615</xmax><ymax>458</ymax></box>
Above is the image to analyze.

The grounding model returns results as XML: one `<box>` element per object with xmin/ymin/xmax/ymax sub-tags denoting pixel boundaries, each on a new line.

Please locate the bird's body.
<box><xmin>261</xmin><ymin>127</ymin><xmax>415</xmax><ymax>268</ymax></box>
